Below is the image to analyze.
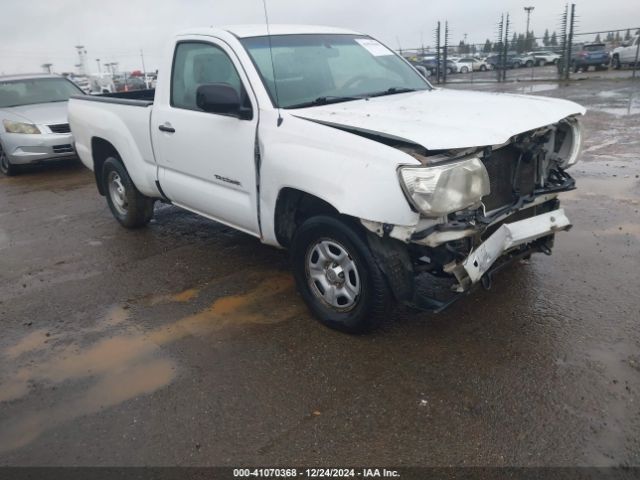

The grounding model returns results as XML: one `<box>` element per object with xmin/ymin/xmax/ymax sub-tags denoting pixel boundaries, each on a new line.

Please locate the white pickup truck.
<box><xmin>612</xmin><ymin>34</ymin><xmax>640</xmax><ymax>69</ymax></box>
<box><xmin>69</xmin><ymin>25</ymin><xmax>585</xmax><ymax>333</ymax></box>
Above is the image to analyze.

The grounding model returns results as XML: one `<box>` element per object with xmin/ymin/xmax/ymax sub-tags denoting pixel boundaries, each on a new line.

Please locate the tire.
<box><xmin>290</xmin><ymin>215</ymin><xmax>392</xmax><ymax>334</ymax></box>
<box><xmin>513</xmin><ymin>62</ymin><xmax>521</xmax><ymax>69</ymax></box>
<box><xmin>526</xmin><ymin>60</ymin><xmax>534</xmax><ymax>68</ymax></box>
<box><xmin>479</xmin><ymin>65</ymin><xmax>487</xmax><ymax>71</ymax></box>
<box><xmin>537</xmin><ymin>60</ymin><xmax>545</xmax><ymax>67</ymax></box>
<box><xmin>102</xmin><ymin>156</ymin><xmax>154</xmax><ymax>228</ymax></box>
<box><xmin>0</xmin><ymin>141</ymin><xmax>18</xmax><ymax>176</ymax></box>
<box><xmin>612</xmin><ymin>55</ymin><xmax>621</xmax><ymax>70</ymax></box>
<box><xmin>461</xmin><ymin>66</ymin><xmax>469</xmax><ymax>73</ymax></box>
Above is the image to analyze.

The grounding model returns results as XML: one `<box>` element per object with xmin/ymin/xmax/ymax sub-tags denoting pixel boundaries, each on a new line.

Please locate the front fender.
<box><xmin>257</xmin><ymin>110</ymin><xmax>420</xmax><ymax>246</ymax></box>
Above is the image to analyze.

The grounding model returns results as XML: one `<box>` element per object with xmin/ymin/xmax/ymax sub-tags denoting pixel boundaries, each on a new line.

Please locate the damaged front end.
<box><xmin>361</xmin><ymin>116</ymin><xmax>581</xmax><ymax>311</ymax></box>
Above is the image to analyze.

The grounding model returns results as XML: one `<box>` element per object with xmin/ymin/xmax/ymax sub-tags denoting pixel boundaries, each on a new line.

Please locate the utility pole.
<box><xmin>41</xmin><ymin>63</ymin><xmax>53</xmax><ymax>74</ymax></box>
<box><xmin>96</xmin><ymin>58</ymin><xmax>101</xmax><ymax>74</ymax></box>
<box><xmin>524</xmin><ymin>6</ymin><xmax>535</xmax><ymax>35</ymax></box>
<box><xmin>140</xmin><ymin>49</ymin><xmax>148</xmax><ymax>87</ymax></box>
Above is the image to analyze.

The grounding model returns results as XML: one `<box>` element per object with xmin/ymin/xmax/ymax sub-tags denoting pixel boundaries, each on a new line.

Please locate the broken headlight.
<box><xmin>398</xmin><ymin>156</ymin><xmax>490</xmax><ymax>217</ymax></box>
<box><xmin>555</xmin><ymin>117</ymin><xmax>582</xmax><ymax>168</ymax></box>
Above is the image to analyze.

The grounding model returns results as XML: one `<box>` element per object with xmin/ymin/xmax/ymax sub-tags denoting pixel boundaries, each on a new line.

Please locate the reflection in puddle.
<box><xmin>0</xmin><ymin>273</ymin><xmax>301</xmax><ymax>453</ymax></box>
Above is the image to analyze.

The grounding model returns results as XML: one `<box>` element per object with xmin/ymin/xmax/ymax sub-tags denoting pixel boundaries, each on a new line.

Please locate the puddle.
<box><xmin>4</xmin><ymin>329</ymin><xmax>52</xmax><ymax>360</ymax></box>
<box><xmin>517</xmin><ymin>83</ymin><xmax>559</xmax><ymax>94</ymax></box>
<box><xmin>588</xmin><ymin>91</ymin><xmax>640</xmax><ymax>116</ymax></box>
<box><xmin>146</xmin><ymin>287</ymin><xmax>200</xmax><ymax>306</ymax></box>
<box><xmin>0</xmin><ymin>272</ymin><xmax>302</xmax><ymax>453</ymax></box>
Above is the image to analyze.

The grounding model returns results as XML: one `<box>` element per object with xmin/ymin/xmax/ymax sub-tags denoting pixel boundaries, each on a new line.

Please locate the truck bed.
<box><xmin>71</xmin><ymin>89</ymin><xmax>155</xmax><ymax>107</ymax></box>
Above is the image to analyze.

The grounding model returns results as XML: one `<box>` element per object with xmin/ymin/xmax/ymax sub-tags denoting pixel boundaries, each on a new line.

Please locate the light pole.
<box><xmin>524</xmin><ymin>6</ymin><xmax>535</xmax><ymax>36</ymax></box>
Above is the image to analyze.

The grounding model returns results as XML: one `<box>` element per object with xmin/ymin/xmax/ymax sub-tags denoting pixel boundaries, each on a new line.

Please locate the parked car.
<box><xmin>447</xmin><ymin>57</ymin><xmax>470</xmax><ymax>73</ymax></box>
<box><xmin>572</xmin><ymin>43</ymin><xmax>610</xmax><ymax>72</ymax></box>
<box><xmin>529</xmin><ymin>50</ymin><xmax>561</xmax><ymax>66</ymax></box>
<box><xmin>457</xmin><ymin>57</ymin><xmax>491</xmax><ymax>72</ymax></box>
<box><xmin>69</xmin><ymin>25</ymin><xmax>585</xmax><ymax>333</ymax></box>
<box><xmin>113</xmin><ymin>75</ymin><xmax>147</xmax><ymax>92</ymax></box>
<box><xmin>420</xmin><ymin>58</ymin><xmax>457</xmax><ymax>75</ymax></box>
<box><xmin>486</xmin><ymin>53</ymin><xmax>521</xmax><ymax>69</ymax></box>
<box><xmin>513</xmin><ymin>53</ymin><xmax>536</xmax><ymax>68</ymax></box>
<box><xmin>0</xmin><ymin>73</ymin><xmax>83</xmax><ymax>175</ymax></box>
<box><xmin>612</xmin><ymin>34</ymin><xmax>640</xmax><ymax>69</ymax></box>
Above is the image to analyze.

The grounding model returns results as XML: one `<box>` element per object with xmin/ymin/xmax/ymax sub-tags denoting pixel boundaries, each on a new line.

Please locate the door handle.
<box><xmin>158</xmin><ymin>124</ymin><xmax>175</xmax><ymax>133</ymax></box>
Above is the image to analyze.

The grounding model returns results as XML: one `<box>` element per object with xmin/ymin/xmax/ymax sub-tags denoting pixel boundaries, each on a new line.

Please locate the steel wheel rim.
<box><xmin>305</xmin><ymin>238</ymin><xmax>361</xmax><ymax>311</ymax></box>
<box><xmin>108</xmin><ymin>171</ymin><xmax>128</xmax><ymax>215</ymax></box>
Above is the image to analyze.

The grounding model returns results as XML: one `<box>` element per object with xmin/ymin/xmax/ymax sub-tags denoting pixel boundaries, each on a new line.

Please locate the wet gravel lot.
<box><xmin>0</xmin><ymin>78</ymin><xmax>638</xmax><ymax>467</ymax></box>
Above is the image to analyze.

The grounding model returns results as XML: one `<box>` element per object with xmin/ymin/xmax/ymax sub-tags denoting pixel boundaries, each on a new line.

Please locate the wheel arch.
<box><xmin>273</xmin><ymin>187</ymin><xmax>341</xmax><ymax>248</ymax></box>
<box><xmin>91</xmin><ymin>137</ymin><xmax>120</xmax><ymax>195</ymax></box>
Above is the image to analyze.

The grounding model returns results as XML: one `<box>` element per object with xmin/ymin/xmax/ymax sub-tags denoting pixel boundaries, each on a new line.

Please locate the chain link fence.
<box><xmin>399</xmin><ymin>3</ymin><xmax>640</xmax><ymax>84</ymax></box>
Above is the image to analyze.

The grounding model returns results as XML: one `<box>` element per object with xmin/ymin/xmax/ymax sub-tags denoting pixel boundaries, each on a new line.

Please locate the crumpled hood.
<box><xmin>0</xmin><ymin>101</ymin><xmax>69</xmax><ymax>125</ymax></box>
<box><xmin>291</xmin><ymin>88</ymin><xmax>586</xmax><ymax>150</ymax></box>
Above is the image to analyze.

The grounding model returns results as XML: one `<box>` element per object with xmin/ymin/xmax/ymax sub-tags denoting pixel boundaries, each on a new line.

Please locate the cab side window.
<box><xmin>171</xmin><ymin>42</ymin><xmax>244</xmax><ymax>111</ymax></box>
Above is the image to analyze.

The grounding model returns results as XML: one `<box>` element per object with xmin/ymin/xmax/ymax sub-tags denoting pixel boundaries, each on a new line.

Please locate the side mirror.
<box><xmin>196</xmin><ymin>83</ymin><xmax>252</xmax><ymax>120</ymax></box>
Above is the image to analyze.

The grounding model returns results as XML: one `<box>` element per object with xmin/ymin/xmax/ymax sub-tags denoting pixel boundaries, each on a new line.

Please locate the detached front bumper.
<box><xmin>1</xmin><ymin>132</ymin><xmax>76</xmax><ymax>165</ymax></box>
<box><xmin>366</xmin><ymin>201</ymin><xmax>572</xmax><ymax>313</ymax></box>
<box><xmin>445</xmin><ymin>208</ymin><xmax>571</xmax><ymax>289</ymax></box>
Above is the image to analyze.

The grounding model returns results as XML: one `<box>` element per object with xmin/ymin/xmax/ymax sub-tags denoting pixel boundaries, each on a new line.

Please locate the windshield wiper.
<box><xmin>285</xmin><ymin>95</ymin><xmax>365</xmax><ymax>109</ymax></box>
<box><xmin>366</xmin><ymin>87</ymin><xmax>418</xmax><ymax>98</ymax></box>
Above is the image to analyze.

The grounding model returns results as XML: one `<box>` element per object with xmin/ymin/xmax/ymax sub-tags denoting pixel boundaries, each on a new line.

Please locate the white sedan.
<box><xmin>457</xmin><ymin>57</ymin><xmax>491</xmax><ymax>73</ymax></box>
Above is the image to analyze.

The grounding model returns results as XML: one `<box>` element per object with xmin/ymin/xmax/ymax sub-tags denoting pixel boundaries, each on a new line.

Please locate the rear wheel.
<box><xmin>291</xmin><ymin>215</ymin><xmax>392</xmax><ymax>334</ymax></box>
<box><xmin>0</xmin><ymin>142</ymin><xmax>17</xmax><ymax>176</ymax></box>
<box><xmin>479</xmin><ymin>65</ymin><xmax>487</xmax><ymax>71</ymax></box>
<box><xmin>102</xmin><ymin>156</ymin><xmax>154</xmax><ymax>228</ymax></box>
<box><xmin>461</xmin><ymin>66</ymin><xmax>469</xmax><ymax>73</ymax></box>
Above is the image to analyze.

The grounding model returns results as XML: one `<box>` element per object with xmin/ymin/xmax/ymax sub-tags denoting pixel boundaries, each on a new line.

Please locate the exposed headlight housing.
<box><xmin>555</xmin><ymin>117</ymin><xmax>582</xmax><ymax>168</ymax></box>
<box><xmin>399</xmin><ymin>156</ymin><xmax>490</xmax><ymax>217</ymax></box>
<box><xmin>3</xmin><ymin>120</ymin><xmax>41</xmax><ymax>134</ymax></box>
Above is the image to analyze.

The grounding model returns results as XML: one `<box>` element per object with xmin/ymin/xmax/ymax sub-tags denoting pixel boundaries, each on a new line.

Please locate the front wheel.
<box><xmin>461</xmin><ymin>66</ymin><xmax>469</xmax><ymax>73</ymax></box>
<box><xmin>612</xmin><ymin>55</ymin><xmax>621</xmax><ymax>70</ymax></box>
<box><xmin>479</xmin><ymin>65</ymin><xmax>487</xmax><ymax>71</ymax></box>
<box><xmin>0</xmin><ymin>142</ymin><xmax>18</xmax><ymax>176</ymax></box>
<box><xmin>525</xmin><ymin>60</ymin><xmax>534</xmax><ymax>68</ymax></box>
<box><xmin>291</xmin><ymin>216</ymin><xmax>392</xmax><ymax>334</ymax></box>
<box><xmin>102</xmin><ymin>157</ymin><xmax>155</xmax><ymax>228</ymax></box>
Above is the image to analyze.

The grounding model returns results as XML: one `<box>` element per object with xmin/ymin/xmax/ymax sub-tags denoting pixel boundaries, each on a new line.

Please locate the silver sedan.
<box><xmin>0</xmin><ymin>73</ymin><xmax>84</xmax><ymax>175</ymax></box>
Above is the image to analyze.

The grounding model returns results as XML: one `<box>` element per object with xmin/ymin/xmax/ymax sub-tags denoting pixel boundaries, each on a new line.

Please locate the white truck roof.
<box><xmin>177</xmin><ymin>24</ymin><xmax>362</xmax><ymax>39</ymax></box>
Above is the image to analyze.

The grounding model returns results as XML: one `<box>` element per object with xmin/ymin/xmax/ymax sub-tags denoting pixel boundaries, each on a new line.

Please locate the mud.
<box><xmin>0</xmin><ymin>78</ymin><xmax>639</xmax><ymax>467</ymax></box>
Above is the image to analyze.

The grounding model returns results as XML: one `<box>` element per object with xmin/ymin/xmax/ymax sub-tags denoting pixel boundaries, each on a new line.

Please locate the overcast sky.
<box><xmin>0</xmin><ymin>0</ymin><xmax>637</xmax><ymax>75</ymax></box>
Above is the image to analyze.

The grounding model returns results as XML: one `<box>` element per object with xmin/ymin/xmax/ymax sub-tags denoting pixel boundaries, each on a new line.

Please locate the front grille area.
<box><xmin>48</xmin><ymin>123</ymin><xmax>71</xmax><ymax>134</ymax></box>
<box><xmin>482</xmin><ymin>146</ymin><xmax>536</xmax><ymax>211</ymax></box>
<box><xmin>52</xmin><ymin>144</ymin><xmax>74</xmax><ymax>154</ymax></box>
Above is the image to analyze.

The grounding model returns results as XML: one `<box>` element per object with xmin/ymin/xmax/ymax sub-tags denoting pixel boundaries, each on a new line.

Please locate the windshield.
<box><xmin>0</xmin><ymin>77</ymin><xmax>84</xmax><ymax>108</ymax></box>
<box><xmin>240</xmin><ymin>34</ymin><xmax>430</xmax><ymax>109</ymax></box>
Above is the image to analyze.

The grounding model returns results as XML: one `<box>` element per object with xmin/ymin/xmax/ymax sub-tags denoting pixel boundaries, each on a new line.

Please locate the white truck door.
<box><xmin>151</xmin><ymin>39</ymin><xmax>260</xmax><ymax>235</ymax></box>
<box><xmin>622</xmin><ymin>36</ymin><xmax>639</xmax><ymax>63</ymax></box>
